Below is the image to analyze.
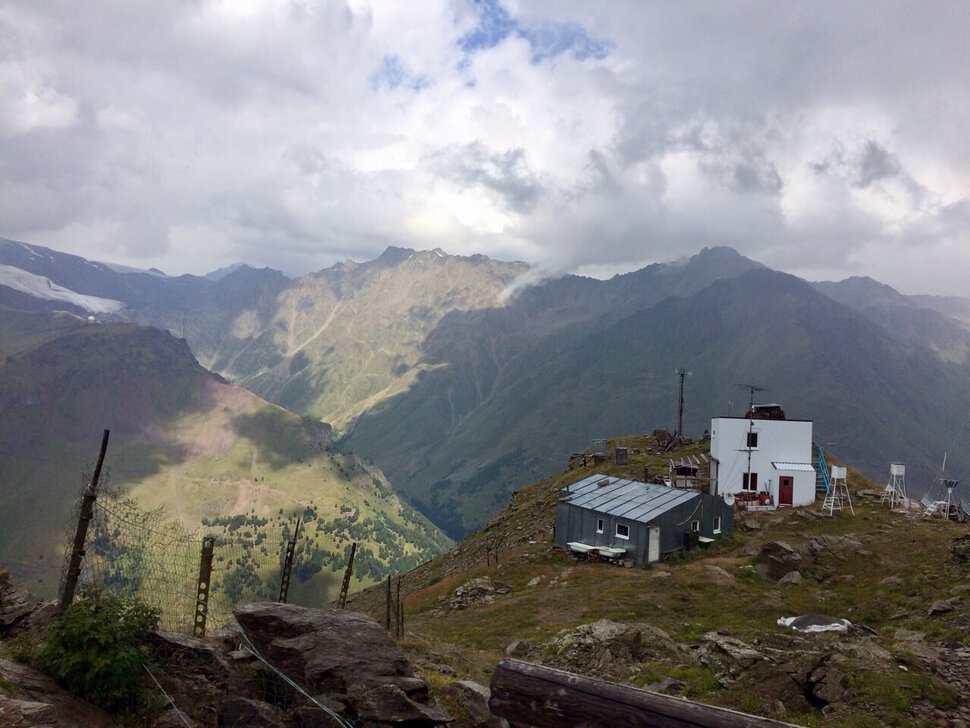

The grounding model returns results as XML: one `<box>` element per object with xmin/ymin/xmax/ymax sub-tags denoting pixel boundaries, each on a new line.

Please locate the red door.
<box><xmin>779</xmin><ymin>476</ymin><xmax>794</xmax><ymax>506</ymax></box>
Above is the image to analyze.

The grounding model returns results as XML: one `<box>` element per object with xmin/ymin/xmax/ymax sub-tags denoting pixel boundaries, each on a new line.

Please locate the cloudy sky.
<box><xmin>2</xmin><ymin>1</ymin><xmax>969</xmax><ymax>295</ymax></box>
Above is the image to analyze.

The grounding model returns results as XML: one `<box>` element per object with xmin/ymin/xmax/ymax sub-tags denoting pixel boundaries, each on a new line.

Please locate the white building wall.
<box><xmin>709</xmin><ymin>417</ymin><xmax>815</xmax><ymax>506</ymax></box>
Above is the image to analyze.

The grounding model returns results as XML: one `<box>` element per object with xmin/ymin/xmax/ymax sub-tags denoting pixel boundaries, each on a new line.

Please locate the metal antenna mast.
<box><xmin>675</xmin><ymin>368</ymin><xmax>691</xmax><ymax>439</ymax></box>
<box><xmin>736</xmin><ymin>383</ymin><xmax>769</xmax><ymax>497</ymax></box>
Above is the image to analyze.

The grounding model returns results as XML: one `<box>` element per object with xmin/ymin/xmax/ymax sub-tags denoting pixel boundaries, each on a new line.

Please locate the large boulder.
<box><xmin>234</xmin><ymin>602</ymin><xmax>451</xmax><ymax>726</ymax></box>
<box><xmin>543</xmin><ymin>620</ymin><xmax>690</xmax><ymax>680</ymax></box>
<box><xmin>755</xmin><ymin>541</ymin><xmax>802</xmax><ymax>581</ymax></box>
<box><xmin>0</xmin><ymin>659</ymin><xmax>119</xmax><ymax>727</ymax></box>
<box><xmin>439</xmin><ymin>680</ymin><xmax>508</xmax><ymax>728</ymax></box>
<box><xmin>0</xmin><ymin>573</ymin><xmax>56</xmax><ymax>639</ymax></box>
<box><xmin>694</xmin><ymin>632</ymin><xmax>768</xmax><ymax>684</ymax></box>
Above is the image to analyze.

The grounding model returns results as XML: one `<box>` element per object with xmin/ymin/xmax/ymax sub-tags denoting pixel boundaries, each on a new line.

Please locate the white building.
<box><xmin>709</xmin><ymin>404</ymin><xmax>816</xmax><ymax>507</ymax></box>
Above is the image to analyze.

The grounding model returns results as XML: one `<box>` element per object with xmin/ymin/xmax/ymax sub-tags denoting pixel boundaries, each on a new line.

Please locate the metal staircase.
<box><xmin>814</xmin><ymin>443</ymin><xmax>830</xmax><ymax>493</ymax></box>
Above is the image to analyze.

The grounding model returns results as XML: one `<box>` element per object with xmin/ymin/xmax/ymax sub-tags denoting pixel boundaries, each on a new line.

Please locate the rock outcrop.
<box><xmin>0</xmin><ymin>659</ymin><xmax>119</xmax><ymax>728</ymax></box>
<box><xmin>234</xmin><ymin>602</ymin><xmax>452</xmax><ymax>727</ymax></box>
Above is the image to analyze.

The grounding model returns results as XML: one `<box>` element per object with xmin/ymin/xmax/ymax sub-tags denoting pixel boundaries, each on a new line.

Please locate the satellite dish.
<box><xmin>723</xmin><ymin>492</ymin><xmax>735</xmax><ymax>506</ymax></box>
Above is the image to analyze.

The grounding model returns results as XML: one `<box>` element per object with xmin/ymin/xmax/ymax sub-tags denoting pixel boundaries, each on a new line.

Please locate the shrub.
<box><xmin>34</xmin><ymin>590</ymin><xmax>159</xmax><ymax>712</ymax></box>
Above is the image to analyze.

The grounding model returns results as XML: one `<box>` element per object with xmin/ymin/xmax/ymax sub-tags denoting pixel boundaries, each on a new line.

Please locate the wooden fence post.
<box><xmin>59</xmin><ymin>429</ymin><xmax>110</xmax><ymax>614</ymax></box>
<box><xmin>384</xmin><ymin>574</ymin><xmax>392</xmax><ymax>632</ymax></box>
<box><xmin>395</xmin><ymin>576</ymin><xmax>403</xmax><ymax>638</ymax></box>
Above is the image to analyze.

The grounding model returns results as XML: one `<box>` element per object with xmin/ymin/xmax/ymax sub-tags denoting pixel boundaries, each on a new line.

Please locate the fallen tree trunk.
<box><xmin>489</xmin><ymin>659</ymin><xmax>799</xmax><ymax>728</ymax></box>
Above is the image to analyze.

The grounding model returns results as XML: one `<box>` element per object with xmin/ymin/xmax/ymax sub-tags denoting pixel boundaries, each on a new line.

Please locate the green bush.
<box><xmin>34</xmin><ymin>590</ymin><xmax>159</xmax><ymax>713</ymax></box>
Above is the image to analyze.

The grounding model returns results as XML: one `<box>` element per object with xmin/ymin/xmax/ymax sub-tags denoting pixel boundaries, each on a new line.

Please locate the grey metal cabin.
<box><xmin>554</xmin><ymin>474</ymin><xmax>734</xmax><ymax>565</ymax></box>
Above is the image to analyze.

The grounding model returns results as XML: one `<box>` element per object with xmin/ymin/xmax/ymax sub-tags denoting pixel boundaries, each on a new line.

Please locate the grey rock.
<box><xmin>234</xmin><ymin>602</ymin><xmax>451</xmax><ymax>727</ymax></box>
<box><xmin>218</xmin><ymin>697</ymin><xmax>280</xmax><ymax>726</ymax></box>
<box><xmin>695</xmin><ymin>632</ymin><xmax>767</xmax><ymax>682</ymax></box>
<box><xmin>778</xmin><ymin>571</ymin><xmax>802</xmax><ymax>586</ymax></box>
<box><xmin>356</xmin><ymin>684</ymin><xmax>452</xmax><ymax>724</ymax></box>
<box><xmin>641</xmin><ymin>676</ymin><xmax>686</xmax><ymax>695</ymax></box>
<box><xmin>928</xmin><ymin>598</ymin><xmax>961</xmax><ymax>616</ymax></box>
<box><xmin>756</xmin><ymin>541</ymin><xmax>802</xmax><ymax>581</ymax></box>
<box><xmin>880</xmin><ymin>576</ymin><xmax>902</xmax><ymax>587</ymax></box>
<box><xmin>810</xmin><ymin>665</ymin><xmax>846</xmax><ymax>705</ymax></box>
<box><xmin>703</xmin><ymin>565</ymin><xmax>734</xmax><ymax>581</ymax></box>
<box><xmin>893</xmin><ymin>629</ymin><xmax>925</xmax><ymax>642</ymax></box>
<box><xmin>0</xmin><ymin>659</ymin><xmax>118</xmax><ymax>727</ymax></box>
<box><xmin>440</xmin><ymin>680</ymin><xmax>507</xmax><ymax>728</ymax></box>
<box><xmin>155</xmin><ymin>707</ymin><xmax>199</xmax><ymax>728</ymax></box>
<box><xmin>505</xmin><ymin>639</ymin><xmax>534</xmax><ymax>657</ymax></box>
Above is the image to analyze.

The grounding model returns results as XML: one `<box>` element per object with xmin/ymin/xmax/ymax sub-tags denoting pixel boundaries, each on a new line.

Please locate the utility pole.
<box><xmin>675</xmin><ymin>368</ymin><xmax>691</xmax><ymax>439</ymax></box>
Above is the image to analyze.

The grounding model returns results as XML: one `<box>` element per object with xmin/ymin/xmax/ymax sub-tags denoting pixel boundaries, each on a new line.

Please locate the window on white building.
<box><xmin>746</xmin><ymin>431</ymin><xmax>759</xmax><ymax>448</ymax></box>
<box><xmin>742</xmin><ymin>472</ymin><xmax>758</xmax><ymax>491</ymax></box>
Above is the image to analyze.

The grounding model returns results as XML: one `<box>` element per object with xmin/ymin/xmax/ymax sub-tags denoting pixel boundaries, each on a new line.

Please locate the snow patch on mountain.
<box><xmin>0</xmin><ymin>264</ymin><xmax>126</xmax><ymax>314</ymax></box>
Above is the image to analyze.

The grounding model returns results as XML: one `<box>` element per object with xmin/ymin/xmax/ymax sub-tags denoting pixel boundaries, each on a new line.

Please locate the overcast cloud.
<box><xmin>1</xmin><ymin>0</ymin><xmax>968</xmax><ymax>295</ymax></box>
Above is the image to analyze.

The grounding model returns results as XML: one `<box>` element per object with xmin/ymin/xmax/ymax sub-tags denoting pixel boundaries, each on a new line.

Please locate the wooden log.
<box><xmin>489</xmin><ymin>659</ymin><xmax>800</xmax><ymax>728</ymax></box>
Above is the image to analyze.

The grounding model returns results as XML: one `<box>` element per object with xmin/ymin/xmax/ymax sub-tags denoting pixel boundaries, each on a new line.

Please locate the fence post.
<box><xmin>384</xmin><ymin>574</ymin><xmax>392</xmax><ymax>632</ymax></box>
<box><xmin>337</xmin><ymin>542</ymin><xmax>357</xmax><ymax>609</ymax></box>
<box><xmin>59</xmin><ymin>429</ymin><xmax>110</xmax><ymax>614</ymax></box>
<box><xmin>278</xmin><ymin>519</ymin><xmax>302</xmax><ymax>604</ymax></box>
<box><xmin>193</xmin><ymin>536</ymin><xmax>215</xmax><ymax>639</ymax></box>
<box><xmin>396</xmin><ymin>576</ymin><xmax>404</xmax><ymax>638</ymax></box>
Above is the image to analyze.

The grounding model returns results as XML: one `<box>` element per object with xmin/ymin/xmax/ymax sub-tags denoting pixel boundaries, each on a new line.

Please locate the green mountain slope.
<box><xmin>345</xmin><ymin>267</ymin><xmax>970</xmax><ymax>537</ymax></box>
<box><xmin>0</xmin><ymin>308</ymin><xmax>449</xmax><ymax>600</ymax></box>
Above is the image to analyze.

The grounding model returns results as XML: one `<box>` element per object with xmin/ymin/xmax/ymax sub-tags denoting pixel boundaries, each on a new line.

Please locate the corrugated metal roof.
<box><xmin>772</xmin><ymin>462</ymin><xmax>816</xmax><ymax>472</ymax></box>
<box><xmin>560</xmin><ymin>473</ymin><xmax>699</xmax><ymax>522</ymax></box>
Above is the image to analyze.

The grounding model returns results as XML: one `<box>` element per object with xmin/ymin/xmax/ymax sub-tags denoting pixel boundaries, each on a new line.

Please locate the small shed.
<box><xmin>554</xmin><ymin>474</ymin><xmax>734</xmax><ymax>565</ymax></box>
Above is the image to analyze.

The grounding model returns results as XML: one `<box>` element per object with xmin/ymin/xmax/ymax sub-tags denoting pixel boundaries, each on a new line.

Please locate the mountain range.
<box><xmin>0</xmin><ymin>304</ymin><xmax>449</xmax><ymax>599</ymax></box>
<box><xmin>2</xmin><ymin>236</ymin><xmax>969</xmax><ymax>540</ymax></box>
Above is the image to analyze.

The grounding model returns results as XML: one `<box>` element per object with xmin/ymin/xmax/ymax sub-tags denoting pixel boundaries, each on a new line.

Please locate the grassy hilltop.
<box><xmin>349</xmin><ymin>434</ymin><xmax>970</xmax><ymax>727</ymax></box>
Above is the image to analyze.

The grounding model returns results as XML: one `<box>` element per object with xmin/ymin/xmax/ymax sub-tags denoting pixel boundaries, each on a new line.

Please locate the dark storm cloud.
<box><xmin>427</xmin><ymin>142</ymin><xmax>544</xmax><ymax>214</ymax></box>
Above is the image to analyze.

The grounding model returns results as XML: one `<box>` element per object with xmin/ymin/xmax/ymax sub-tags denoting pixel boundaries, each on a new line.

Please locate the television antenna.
<box><xmin>735</xmin><ymin>383</ymin><xmax>768</xmax><ymax>500</ymax></box>
<box><xmin>736</xmin><ymin>383</ymin><xmax>769</xmax><ymax>412</ymax></box>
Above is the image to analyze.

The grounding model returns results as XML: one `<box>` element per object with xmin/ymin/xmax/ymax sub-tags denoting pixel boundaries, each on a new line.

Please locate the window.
<box><xmin>690</xmin><ymin>520</ymin><xmax>700</xmax><ymax>533</ymax></box>
<box><xmin>742</xmin><ymin>472</ymin><xmax>758</xmax><ymax>491</ymax></box>
<box><xmin>596</xmin><ymin>518</ymin><xmax>604</xmax><ymax>534</ymax></box>
<box><xmin>746</xmin><ymin>431</ymin><xmax>759</xmax><ymax>448</ymax></box>
<box><xmin>713</xmin><ymin>516</ymin><xmax>722</xmax><ymax>534</ymax></box>
<box><xmin>615</xmin><ymin>523</ymin><xmax>630</xmax><ymax>540</ymax></box>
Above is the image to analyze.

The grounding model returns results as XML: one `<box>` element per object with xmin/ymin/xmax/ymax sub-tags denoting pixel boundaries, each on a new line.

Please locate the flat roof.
<box><xmin>772</xmin><ymin>462</ymin><xmax>816</xmax><ymax>472</ymax></box>
<box><xmin>560</xmin><ymin>473</ymin><xmax>699</xmax><ymax>523</ymax></box>
<box><xmin>712</xmin><ymin>416</ymin><xmax>813</xmax><ymax>423</ymax></box>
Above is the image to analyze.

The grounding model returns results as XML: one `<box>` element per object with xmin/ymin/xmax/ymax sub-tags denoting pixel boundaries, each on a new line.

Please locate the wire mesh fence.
<box><xmin>74</xmin><ymin>493</ymin><xmax>312</xmax><ymax>634</ymax></box>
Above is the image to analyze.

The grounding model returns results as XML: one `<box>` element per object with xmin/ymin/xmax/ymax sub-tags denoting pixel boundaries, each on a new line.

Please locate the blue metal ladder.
<box><xmin>814</xmin><ymin>443</ymin><xmax>830</xmax><ymax>493</ymax></box>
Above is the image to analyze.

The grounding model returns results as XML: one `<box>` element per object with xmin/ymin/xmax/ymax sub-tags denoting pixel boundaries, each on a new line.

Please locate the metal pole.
<box><xmin>193</xmin><ymin>536</ymin><xmax>215</xmax><ymax>639</ymax></box>
<box><xmin>59</xmin><ymin>429</ymin><xmax>110</xmax><ymax>614</ymax></box>
<box><xmin>338</xmin><ymin>542</ymin><xmax>357</xmax><ymax>609</ymax></box>
<box><xmin>278</xmin><ymin>519</ymin><xmax>302</xmax><ymax>604</ymax></box>
<box><xmin>676</xmin><ymin>369</ymin><xmax>686</xmax><ymax>438</ymax></box>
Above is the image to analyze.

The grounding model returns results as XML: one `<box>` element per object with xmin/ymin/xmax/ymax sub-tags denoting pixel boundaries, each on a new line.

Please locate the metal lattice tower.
<box><xmin>822</xmin><ymin>465</ymin><xmax>854</xmax><ymax>515</ymax></box>
<box><xmin>881</xmin><ymin>462</ymin><xmax>907</xmax><ymax>508</ymax></box>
